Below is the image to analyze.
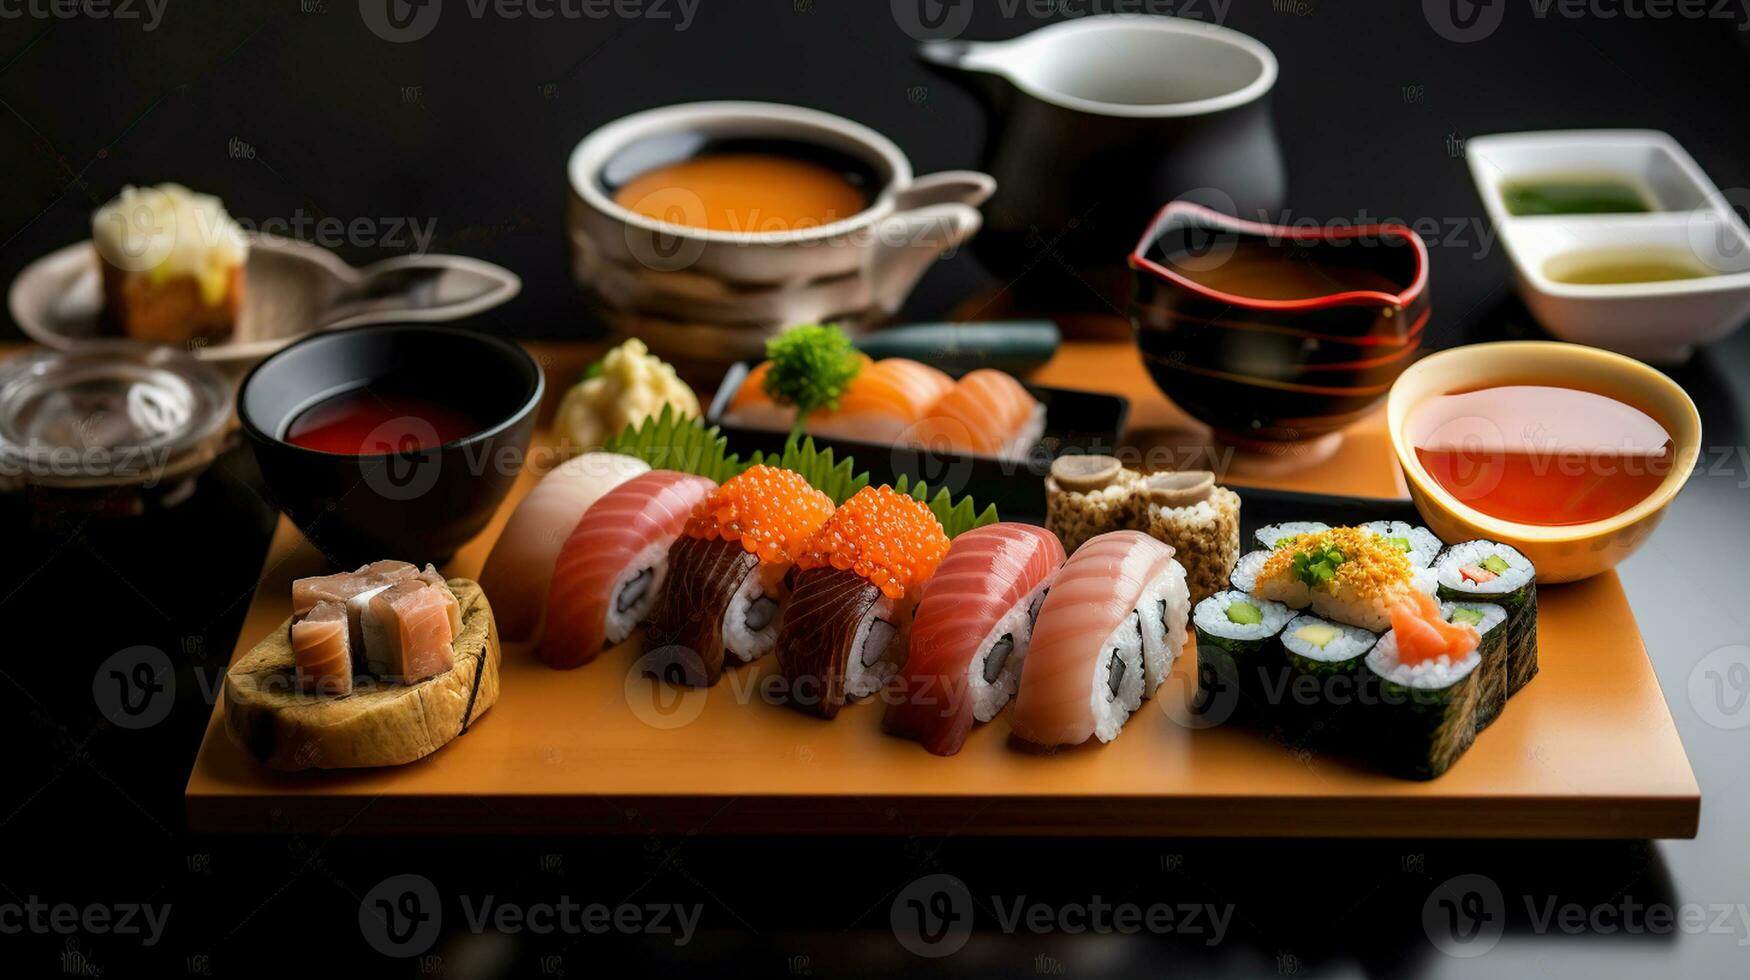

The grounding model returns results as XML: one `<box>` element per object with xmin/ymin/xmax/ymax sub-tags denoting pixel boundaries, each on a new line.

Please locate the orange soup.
<box><xmin>613</xmin><ymin>153</ymin><xmax>869</xmax><ymax>233</ymax></box>
<box><xmin>1410</xmin><ymin>385</ymin><xmax>1673</xmax><ymax>526</ymax></box>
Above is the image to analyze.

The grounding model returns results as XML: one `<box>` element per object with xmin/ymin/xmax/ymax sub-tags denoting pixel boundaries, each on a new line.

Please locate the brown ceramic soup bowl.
<box><xmin>1128</xmin><ymin>202</ymin><xmax>1430</xmax><ymax>448</ymax></box>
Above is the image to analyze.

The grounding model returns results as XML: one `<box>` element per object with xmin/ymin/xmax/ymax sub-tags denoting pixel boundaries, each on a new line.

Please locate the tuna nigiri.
<box><xmin>906</xmin><ymin>369</ymin><xmax>1045</xmax><ymax>460</ymax></box>
<box><xmin>539</xmin><ymin>469</ymin><xmax>716</xmax><ymax>669</ymax></box>
<box><xmin>883</xmin><ymin>523</ymin><xmax>1066</xmax><ymax>755</ymax></box>
<box><xmin>480</xmin><ymin>451</ymin><xmax>650</xmax><ymax>640</ymax></box>
<box><xmin>1010</xmin><ymin>530</ymin><xmax>1190</xmax><ymax>747</ymax></box>
<box><xmin>776</xmin><ymin>485</ymin><xmax>950</xmax><ymax>719</ymax></box>
<box><xmin>644</xmin><ymin>465</ymin><xmax>836</xmax><ymax>686</ymax></box>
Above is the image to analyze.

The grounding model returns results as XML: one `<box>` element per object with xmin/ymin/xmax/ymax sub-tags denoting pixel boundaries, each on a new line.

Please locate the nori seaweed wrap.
<box><xmin>1435</xmin><ymin>541</ymin><xmax>1538</xmax><ymax>697</ymax></box>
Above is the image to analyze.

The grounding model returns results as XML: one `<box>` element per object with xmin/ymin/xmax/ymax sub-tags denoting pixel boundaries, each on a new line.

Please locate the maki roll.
<box><xmin>644</xmin><ymin>466</ymin><xmax>836</xmax><ymax>687</ymax></box>
<box><xmin>776</xmin><ymin>486</ymin><xmax>951</xmax><ymax>719</ymax></box>
<box><xmin>1254</xmin><ymin>521</ymin><xmax>1329</xmax><ymax>553</ymax></box>
<box><xmin>1441</xmin><ymin>601</ymin><xmax>1510</xmax><ymax>730</ymax></box>
<box><xmin>1252</xmin><ymin>526</ymin><xmax>1423</xmax><ymax>632</ymax></box>
<box><xmin>1435</xmin><ymin>541</ymin><xmax>1538</xmax><ymax>696</ymax></box>
<box><xmin>539</xmin><ymin>470</ymin><xmax>717</xmax><ymax>669</ymax></box>
<box><xmin>1190</xmin><ymin>590</ymin><xmax>1291</xmax><ymax>721</ymax></box>
<box><xmin>1361</xmin><ymin>521</ymin><xmax>1444</xmax><ymax>569</ymax></box>
<box><xmin>883</xmin><ymin>523</ymin><xmax>1067</xmax><ymax>755</ymax></box>
<box><xmin>1279</xmin><ymin>614</ymin><xmax>1378</xmax><ymax>738</ymax></box>
<box><xmin>1230</xmin><ymin>550</ymin><xmax>1269</xmax><ymax>594</ymax></box>
<box><xmin>1011</xmin><ymin>531</ymin><xmax>1191</xmax><ymax>746</ymax></box>
<box><xmin>1365</xmin><ymin>592</ymin><xmax>1483</xmax><ymax>780</ymax></box>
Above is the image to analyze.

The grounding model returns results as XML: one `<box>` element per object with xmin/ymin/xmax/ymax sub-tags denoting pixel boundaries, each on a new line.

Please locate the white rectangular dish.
<box><xmin>1467</xmin><ymin>129</ymin><xmax>1750</xmax><ymax>364</ymax></box>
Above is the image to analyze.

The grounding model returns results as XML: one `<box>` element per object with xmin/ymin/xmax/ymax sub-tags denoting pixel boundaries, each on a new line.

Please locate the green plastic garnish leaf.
<box><xmin>762</xmin><ymin>323</ymin><xmax>863</xmax><ymax>445</ymax></box>
<box><xmin>600</xmin><ymin>405</ymin><xmax>749</xmax><ymax>484</ymax></box>
<box><xmin>581</xmin><ymin>358</ymin><xmax>605</xmax><ymax>382</ymax></box>
<box><xmin>749</xmin><ymin>437</ymin><xmax>869</xmax><ymax>506</ymax></box>
<box><xmin>1291</xmin><ymin>545</ymin><xmax>1346</xmax><ymax>588</ymax></box>
<box><xmin>892</xmin><ymin>473</ymin><xmax>999</xmax><ymax>539</ymax></box>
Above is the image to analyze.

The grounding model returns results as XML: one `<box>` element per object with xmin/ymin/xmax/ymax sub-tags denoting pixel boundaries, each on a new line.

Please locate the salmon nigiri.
<box><xmin>808</xmin><ymin>358</ymin><xmax>954</xmax><ymax>444</ymax></box>
<box><xmin>883</xmin><ymin>523</ymin><xmax>1066</xmax><ymax>755</ymax></box>
<box><xmin>480</xmin><ymin>452</ymin><xmax>650</xmax><ymax>640</ymax></box>
<box><xmin>539</xmin><ymin>470</ymin><xmax>716</xmax><ymax>669</ymax></box>
<box><xmin>907</xmin><ymin>369</ymin><xmax>1044</xmax><ymax>460</ymax></box>
<box><xmin>1010</xmin><ymin>530</ymin><xmax>1190</xmax><ymax>747</ymax></box>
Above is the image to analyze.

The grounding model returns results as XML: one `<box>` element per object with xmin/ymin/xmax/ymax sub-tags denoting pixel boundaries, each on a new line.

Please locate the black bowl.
<box><xmin>238</xmin><ymin>324</ymin><xmax>542</xmax><ymax>567</ymax></box>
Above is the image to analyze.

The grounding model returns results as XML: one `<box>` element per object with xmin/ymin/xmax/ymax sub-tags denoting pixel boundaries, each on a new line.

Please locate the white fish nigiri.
<box><xmin>479</xmin><ymin>451</ymin><xmax>649</xmax><ymax>640</ymax></box>
<box><xmin>1011</xmin><ymin>530</ymin><xmax>1190</xmax><ymax>747</ymax></box>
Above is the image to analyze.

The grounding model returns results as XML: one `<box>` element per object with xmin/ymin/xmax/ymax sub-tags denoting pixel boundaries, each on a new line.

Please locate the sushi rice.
<box><xmin>1281</xmin><ymin>615</ymin><xmax>1378</xmax><ymax>676</ymax></box>
<box><xmin>1193</xmin><ymin>591</ymin><xmax>1293</xmax><ymax>654</ymax></box>
<box><xmin>1362</xmin><ymin>521</ymin><xmax>1444</xmax><ymax>569</ymax></box>
<box><xmin>968</xmin><ymin>580</ymin><xmax>1051</xmax><ymax>723</ymax></box>
<box><xmin>840</xmin><ymin>593</ymin><xmax>910</xmax><ymax>701</ymax></box>
<box><xmin>604</xmin><ymin>540</ymin><xmax>671</xmax><ymax>646</ymax></box>
<box><xmin>1139</xmin><ymin>560</ymin><xmax>1192</xmax><ymax>697</ymax></box>
<box><xmin>1230</xmin><ymin>550</ymin><xmax>1270</xmax><ymax>594</ymax></box>
<box><xmin>1435</xmin><ymin>540</ymin><xmax>1539</xmax><ymax>696</ymax></box>
<box><xmin>1253</xmin><ymin>521</ymin><xmax>1329</xmax><ymax>553</ymax></box>
<box><xmin>1089</xmin><ymin>609</ymin><xmax>1148</xmax><ymax>743</ymax></box>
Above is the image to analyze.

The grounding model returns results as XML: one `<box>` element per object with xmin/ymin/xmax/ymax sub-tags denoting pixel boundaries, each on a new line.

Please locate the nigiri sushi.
<box><xmin>1010</xmin><ymin>530</ymin><xmax>1190</xmax><ymax>747</ymax></box>
<box><xmin>480</xmin><ymin>451</ymin><xmax>650</xmax><ymax>640</ymax></box>
<box><xmin>290</xmin><ymin>601</ymin><xmax>352</xmax><ymax>695</ymax></box>
<box><xmin>883</xmin><ymin>523</ymin><xmax>1066</xmax><ymax>755</ymax></box>
<box><xmin>775</xmin><ymin>485</ymin><xmax>950</xmax><ymax>719</ymax></box>
<box><xmin>539</xmin><ymin>469</ymin><xmax>716</xmax><ymax>669</ymax></box>
<box><xmin>906</xmin><ymin>369</ymin><xmax>1044</xmax><ymax>460</ymax></box>
<box><xmin>644</xmin><ymin>465</ymin><xmax>836</xmax><ymax>686</ymax></box>
<box><xmin>722</xmin><ymin>356</ymin><xmax>954</xmax><ymax>445</ymax></box>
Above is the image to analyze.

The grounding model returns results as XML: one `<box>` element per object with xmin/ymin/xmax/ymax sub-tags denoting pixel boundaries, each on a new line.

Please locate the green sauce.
<box><xmin>1501</xmin><ymin>175</ymin><xmax>1654</xmax><ymax>216</ymax></box>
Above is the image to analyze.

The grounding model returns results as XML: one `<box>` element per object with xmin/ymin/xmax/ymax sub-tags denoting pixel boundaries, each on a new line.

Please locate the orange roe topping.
<box><xmin>1260</xmin><ymin>526</ymin><xmax>1414</xmax><ymax>599</ymax></box>
<box><xmin>795</xmin><ymin>485</ymin><xmax>950</xmax><ymax>600</ymax></box>
<box><xmin>684</xmin><ymin>465</ymin><xmax>836</xmax><ymax>565</ymax></box>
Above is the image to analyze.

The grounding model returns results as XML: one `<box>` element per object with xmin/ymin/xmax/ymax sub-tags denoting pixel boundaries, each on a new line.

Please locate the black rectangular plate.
<box><xmin>705</xmin><ymin>361</ymin><xmax>1128</xmax><ymax>516</ymax></box>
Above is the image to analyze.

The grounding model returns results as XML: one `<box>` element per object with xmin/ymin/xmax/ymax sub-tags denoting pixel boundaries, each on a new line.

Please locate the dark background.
<box><xmin>4</xmin><ymin>2</ymin><xmax>1750</xmax><ymax>977</ymax></box>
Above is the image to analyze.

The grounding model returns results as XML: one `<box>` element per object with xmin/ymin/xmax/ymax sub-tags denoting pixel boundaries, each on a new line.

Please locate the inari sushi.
<box><xmin>1010</xmin><ymin>531</ymin><xmax>1190</xmax><ymax>747</ymax></box>
<box><xmin>643</xmin><ymin>466</ymin><xmax>836</xmax><ymax>686</ymax></box>
<box><xmin>539</xmin><ymin>470</ymin><xmax>716</xmax><ymax>669</ymax></box>
<box><xmin>883</xmin><ymin>523</ymin><xmax>1067</xmax><ymax>755</ymax></box>
<box><xmin>1365</xmin><ymin>591</ymin><xmax>1482</xmax><ymax>780</ymax></box>
<box><xmin>775</xmin><ymin>485</ymin><xmax>950</xmax><ymax>719</ymax></box>
<box><xmin>906</xmin><ymin>369</ymin><xmax>1044</xmax><ymax>460</ymax></box>
<box><xmin>480</xmin><ymin>452</ymin><xmax>650</xmax><ymax>640</ymax></box>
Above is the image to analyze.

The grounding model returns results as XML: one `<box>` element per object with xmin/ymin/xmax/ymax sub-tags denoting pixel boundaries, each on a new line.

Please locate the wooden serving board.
<box><xmin>184</xmin><ymin>341</ymin><xmax>1700</xmax><ymax>838</ymax></box>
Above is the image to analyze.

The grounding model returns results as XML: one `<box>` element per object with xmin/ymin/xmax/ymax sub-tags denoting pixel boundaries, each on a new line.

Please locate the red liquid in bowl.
<box><xmin>286</xmin><ymin>389</ymin><xmax>481</xmax><ymax>455</ymax></box>
<box><xmin>1410</xmin><ymin>385</ymin><xmax>1673</xmax><ymax>526</ymax></box>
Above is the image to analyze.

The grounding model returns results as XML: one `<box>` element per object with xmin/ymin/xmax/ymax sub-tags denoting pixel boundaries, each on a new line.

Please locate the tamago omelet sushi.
<box><xmin>1011</xmin><ymin>530</ymin><xmax>1191</xmax><ymax>747</ymax></box>
<box><xmin>644</xmin><ymin>466</ymin><xmax>836</xmax><ymax>686</ymax></box>
<box><xmin>776</xmin><ymin>485</ymin><xmax>951</xmax><ymax>719</ymax></box>
<box><xmin>539</xmin><ymin>470</ymin><xmax>716</xmax><ymax>669</ymax></box>
<box><xmin>883</xmin><ymin>523</ymin><xmax>1067</xmax><ymax>755</ymax></box>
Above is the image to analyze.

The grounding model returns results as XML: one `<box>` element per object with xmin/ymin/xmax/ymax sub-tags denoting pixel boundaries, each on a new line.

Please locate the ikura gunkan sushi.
<box><xmin>1365</xmin><ymin>591</ymin><xmax>1482</xmax><ymax>779</ymax></box>
<box><xmin>1010</xmin><ymin>531</ymin><xmax>1190</xmax><ymax>747</ymax></box>
<box><xmin>643</xmin><ymin>466</ymin><xmax>836</xmax><ymax>687</ymax></box>
<box><xmin>775</xmin><ymin>485</ymin><xmax>951</xmax><ymax>718</ymax></box>
<box><xmin>883</xmin><ymin>523</ymin><xmax>1067</xmax><ymax>755</ymax></box>
<box><xmin>539</xmin><ymin>470</ymin><xmax>716</xmax><ymax>670</ymax></box>
<box><xmin>1435</xmin><ymin>541</ymin><xmax>1539</xmax><ymax>696</ymax></box>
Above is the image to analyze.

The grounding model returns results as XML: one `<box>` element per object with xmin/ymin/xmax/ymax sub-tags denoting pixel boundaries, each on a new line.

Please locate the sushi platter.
<box><xmin>183</xmin><ymin>340</ymin><xmax>1700</xmax><ymax>840</ymax></box>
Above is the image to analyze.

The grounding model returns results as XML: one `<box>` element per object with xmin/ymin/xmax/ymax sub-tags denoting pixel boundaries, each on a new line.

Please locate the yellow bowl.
<box><xmin>1386</xmin><ymin>341</ymin><xmax>1700</xmax><ymax>583</ymax></box>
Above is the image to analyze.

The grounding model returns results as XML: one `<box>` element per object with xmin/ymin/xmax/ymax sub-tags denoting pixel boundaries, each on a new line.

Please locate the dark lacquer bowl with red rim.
<box><xmin>238</xmin><ymin>323</ymin><xmax>542</xmax><ymax>567</ymax></box>
<box><xmin>1127</xmin><ymin>201</ymin><xmax>1430</xmax><ymax>450</ymax></box>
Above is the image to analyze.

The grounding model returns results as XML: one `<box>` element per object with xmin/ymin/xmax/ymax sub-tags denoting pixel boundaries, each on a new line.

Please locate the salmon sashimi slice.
<box><xmin>1011</xmin><ymin>530</ymin><xmax>1189</xmax><ymax>747</ymax></box>
<box><xmin>480</xmin><ymin>452</ymin><xmax>650</xmax><ymax>640</ymax></box>
<box><xmin>539</xmin><ymin>470</ymin><xmax>716</xmax><ymax>669</ymax></box>
<box><xmin>362</xmin><ymin>580</ymin><xmax>456</xmax><ymax>683</ymax></box>
<box><xmin>290</xmin><ymin>601</ymin><xmax>352</xmax><ymax>695</ymax></box>
<box><xmin>292</xmin><ymin>560</ymin><xmax>418</xmax><ymax>617</ymax></box>
<box><xmin>1391</xmin><ymin>592</ymin><xmax>1478</xmax><ymax>666</ymax></box>
<box><xmin>883</xmin><ymin>523</ymin><xmax>1066</xmax><ymax>755</ymax></box>
<box><xmin>907</xmin><ymin>369</ymin><xmax>1043</xmax><ymax>459</ymax></box>
<box><xmin>810</xmin><ymin>358</ymin><xmax>954</xmax><ymax>444</ymax></box>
